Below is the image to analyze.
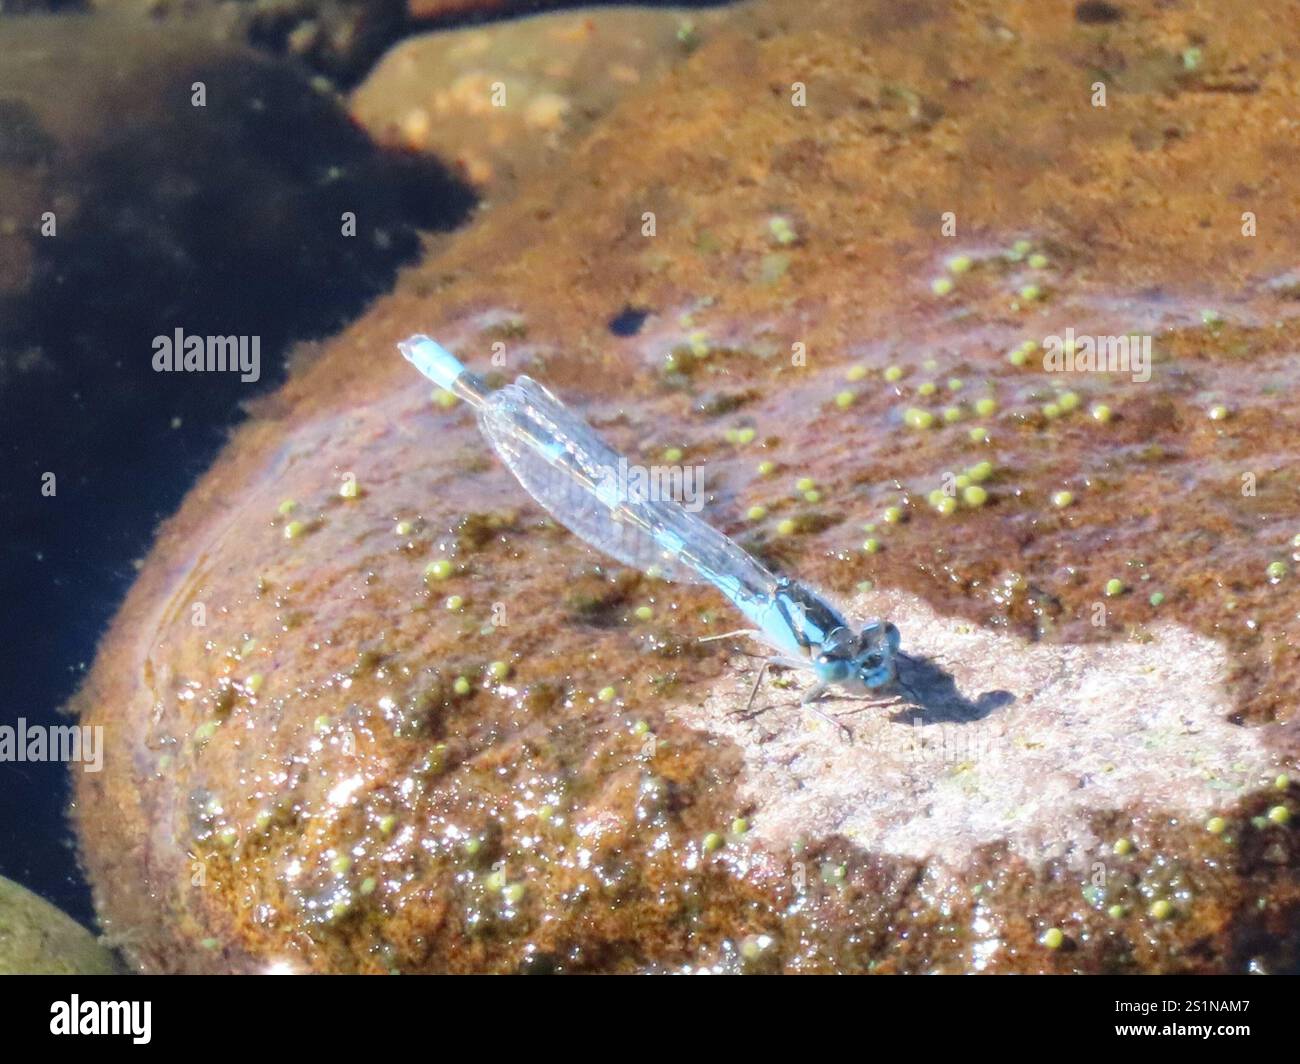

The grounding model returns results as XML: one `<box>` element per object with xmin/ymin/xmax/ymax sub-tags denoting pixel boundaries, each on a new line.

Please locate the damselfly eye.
<box><xmin>862</xmin><ymin>653</ymin><xmax>883</xmax><ymax>669</ymax></box>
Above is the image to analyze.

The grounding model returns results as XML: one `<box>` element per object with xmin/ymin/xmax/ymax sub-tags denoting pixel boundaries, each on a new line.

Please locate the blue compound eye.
<box><xmin>883</xmin><ymin>623</ymin><xmax>901</xmax><ymax>654</ymax></box>
<box><xmin>815</xmin><ymin>654</ymin><xmax>852</xmax><ymax>682</ymax></box>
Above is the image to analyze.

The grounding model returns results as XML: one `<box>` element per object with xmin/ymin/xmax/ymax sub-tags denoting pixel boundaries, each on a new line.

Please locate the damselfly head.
<box><xmin>853</xmin><ymin>620</ymin><xmax>901</xmax><ymax>690</ymax></box>
<box><xmin>812</xmin><ymin>621</ymin><xmax>900</xmax><ymax>691</ymax></box>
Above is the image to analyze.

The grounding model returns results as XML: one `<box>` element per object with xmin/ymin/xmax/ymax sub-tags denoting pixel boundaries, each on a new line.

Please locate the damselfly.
<box><xmin>399</xmin><ymin>335</ymin><xmax>904</xmax><ymax>736</ymax></box>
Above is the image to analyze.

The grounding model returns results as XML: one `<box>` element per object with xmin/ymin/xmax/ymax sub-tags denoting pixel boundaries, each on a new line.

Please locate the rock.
<box><xmin>349</xmin><ymin>6</ymin><xmax>723</xmax><ymax>198</ymax></box>
<box><xmin>90</xmin><ymin>0</ymin><xmax>410</xmax><ymax>84</ymax></box>
<box><xmin>74</xmin><ymin>0</ymin><xmax>1300</xmax><ymax>973</ymax></box>
<box><xmin>0</xmin><ymin>875</ymin><xmax>119</xmax><ymax>974</ymax></box>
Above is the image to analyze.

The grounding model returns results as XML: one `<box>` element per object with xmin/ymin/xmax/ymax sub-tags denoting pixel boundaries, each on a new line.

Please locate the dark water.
<box><xmin>0</xmin><ymin>14</ymin><xmax>477</xmax><ymax>922</ymax></box>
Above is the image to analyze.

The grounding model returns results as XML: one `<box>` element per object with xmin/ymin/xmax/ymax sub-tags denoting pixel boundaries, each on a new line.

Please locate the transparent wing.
<box><xmin>478</xmin><ymin>376</ymin><xmax>776</xmax><ymax>601</ymax></box>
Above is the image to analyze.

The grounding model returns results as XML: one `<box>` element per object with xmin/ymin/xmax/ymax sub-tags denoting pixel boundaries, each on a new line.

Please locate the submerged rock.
<box><xmin>350</xmin><ymin>6</ymin><xmax>725</xmax><ymax>197</ymax></box>
<box><xmin>74</xmin><ymin>0</ymin><xmax>1300</xmax><ymax>972</ymax></box>
<box><xmin>0</xmin><ymin>875</ymin><xmax>119</xmax><ymax>974</ymax></box>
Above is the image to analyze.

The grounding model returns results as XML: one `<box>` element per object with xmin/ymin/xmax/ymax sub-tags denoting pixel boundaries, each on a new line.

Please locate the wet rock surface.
<box><xmin>73</xmin><ymin>0</ymin><xmax>1300</xmax><ymax>972</ymax></box>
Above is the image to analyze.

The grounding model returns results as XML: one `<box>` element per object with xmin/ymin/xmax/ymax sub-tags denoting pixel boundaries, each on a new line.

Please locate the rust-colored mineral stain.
<box><xmin>75</xmin><ymin>0</ymin><xmax>1300</xmax><ymax>973</ymax></box>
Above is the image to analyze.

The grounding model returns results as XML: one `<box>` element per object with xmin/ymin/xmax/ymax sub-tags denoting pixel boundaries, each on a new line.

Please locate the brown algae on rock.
<box><xmin>73</xmin><ymin>0</ymin><xmax>1300</xmax><ymax>972</ymax></box>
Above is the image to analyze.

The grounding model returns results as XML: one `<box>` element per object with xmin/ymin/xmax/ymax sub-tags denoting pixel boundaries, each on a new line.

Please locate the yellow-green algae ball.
<box><xmin>1266</xmin><ymin>561</ymin><xmax>1288</xmax><ymax>582</ymax></box>
<box><xmin>904</xmin><ymin>407</ymin><xmax>935</xmax><ymax>430</ymax></box>
<box><xmin>283</xmin><ymin>520</ymin><xmax>306</xmax><ymax>540</ymax></box>
<box><xmin>193</xmin><ymin>720</ymin><xmax>220</xmax><ymax>743</ymax></box>
<box><xmin>1267</xmin><ymin>805</ymin><xmax>1291</xmax><ymax>826</ymax></box>
<box><xmin>768</xmin><ymin>215</ymin><xmax>798</xmax><ymax>246</ymax></box>
<box><xmin>974</xmin><ymin>397</ymin><xmax>997</xmax><ymax>417</ymax></box>
<box><xmin>1105</xmin><ymin>578</ymin><xmax>1124</xmax><ymax>597</ymax></box>
<box><xmin>1040</xmin><ymin>927</ymin><xmax>1064</xmax><ymax>950</ymax></box>
<box><xmin>1149</xmin><ymin>899</ymin><xmax>1174</xmax><ymax>920</ymax></box>
<box><xmin>1052</xmin><ymin>490</ymin><xmax>1074</xmax><ymax>508</ymax></box>
<box><xmin>931</xmin><ymin>276</ymin><xmax>954</xmax><ymax>297</ymax></box>
<box><xmin>425</xmin><ymin>559</ymin><xmax>452</xmax><ymax>581</ymax></box>
<box><xmin>968</xmin><ymin>426</ymin><xmax>988</xmax><ymax>443</ymax></box>
<box><xmin>946</xmin><ymin>254</ymin><xmax>973</xmax><ymax>274</ymax></box>
<box><xmin>597</xmin><ymin>685</ymin><xmax>617</xmax><ymax>702</ymax></box>
<box><xmin>453</xmin><ymin>676</ymin><xmax>472</xmax><ymax>696</ymax></box>
<box><xmin>776</xmin><ymin>518</ymin><xmax>797</xmax><ymax>536</ymax></box>
<box><xmin>757</xmin><ymin>459</ymin><xmax>775</xmax><ymax>476</ymax></box>
<box><xmin>883</xmin><ymin>506</ymin><xmax>905</xmax><ymax>524</ymax></box>
<box><xmin>835</xmin><ymin>391</ymin><xmax>855</xmax><ymax>409</ymax></box>
<box><xmin>1112</xmin><ymin>837</ymin><xmax>1133</xmax><ymax>856</ymax></box>
<box><xmin>1206</xmin><ymin>816</ymin><xmax>1226</xmax><ymax>834</ymax></box>
<box><xmin>1091</xmin><ymin>404</ymin><xmax>1112</xmax><ymax>423</ymax></box>
<box><xmin>967</xmin><ymin>461</ymin><xmax>994</xmax><ymax>483</ymax></box>
<box><xmin>488</xmin><ymin>660</ymin><xmax>511</xmax><ymax>680</ymax></box>
<box><xmin>277</xmin><ymin>499</ymin><xmax>297</xmax><ymax>515</ymax></box>
<box><xmin>702</xmin><ymin>832</ymin><xmax>724</xmax><ymax>852</ymax></box>
<box><xmin>884</xmin><ymin>365</ymin><xmax>904</xmax><ymax>382</ymax></box>
<box><xmin>917</xmin><ymin>381</ymin><xmax>938</xmax><ymax>397</ymax></box>
<box><xmin>962</xmin><ymin>485</ymin><xmax>988</xmax><ymax>508</ymax></box>
<box><xmin>634</xmin><ymin>605</ymin><xmax>653</xmax><ymax>622</ymax></box>
<box><xmin>862</xmin><ymin>538</ymin><xmax>881</xmax><ymax>554</ymax></box>
<box><xmin>795</xmin><ymin>476</ymin><xmax>815</xmax><ymax>493</ymax></box>
<box><xmin>746</xmin><ymin>505</ymin><xmax>768</xmax><ymax>521</ymax></box>
<box><xmin>936</xmin><ymin>496</ymin><xmax>958</xmax><ymax>516</ymax></box>
<box><xmin>846</xmin><ymin>365</ymin><xmax>868</xmax><ymax>382</ymax></box>
<box><xmin>339</xmin><ymin>478</ymin><xmax>360</xmax><ymax>499</ymax></box>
